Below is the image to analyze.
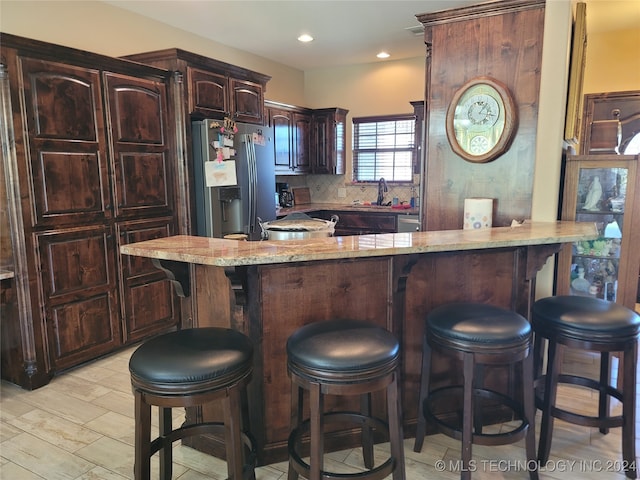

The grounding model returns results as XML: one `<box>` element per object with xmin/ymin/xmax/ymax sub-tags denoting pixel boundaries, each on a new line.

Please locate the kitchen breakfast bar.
<box><xmin>120</xmin><ymin>221</ymin><xmax>597</xmax><ymax>465</ymax></box>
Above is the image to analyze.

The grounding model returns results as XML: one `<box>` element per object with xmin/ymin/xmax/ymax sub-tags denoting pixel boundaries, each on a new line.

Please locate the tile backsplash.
<box><xmin>277</xmin><ymin>174</ymin><xmax>421</xmax><ymax>207</ymax></box>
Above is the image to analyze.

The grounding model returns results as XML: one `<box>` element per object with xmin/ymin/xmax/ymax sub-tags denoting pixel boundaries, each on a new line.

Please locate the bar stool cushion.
<box><xmin>129</xmin><ymin>327</ymin><xmax>253</xmax><ymax>394</ymax></box>
<box><xmin>287</xmin><ymin>319</ymin><xmax>399</xmax><ymax>373</ymax></box>
<box><xmin>532</xmin><ymin>296</ymin><xmax>640</xmax><ymax>343</ymax></box>
<box><xmin>427</xmin><ymin>303</ymin><xmax>531</xmax><ymax>352</ymax></box>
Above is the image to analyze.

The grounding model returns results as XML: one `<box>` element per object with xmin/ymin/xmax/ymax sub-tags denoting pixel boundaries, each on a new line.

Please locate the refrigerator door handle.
<box><xmin>244</xmin><ymin>134</ymin><xmax>258</xmax><ymax>234</ymax></box>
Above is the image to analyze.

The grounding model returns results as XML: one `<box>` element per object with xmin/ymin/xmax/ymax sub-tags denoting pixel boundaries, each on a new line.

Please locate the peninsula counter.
<box><xmin>120</xmin><ymin>221</ymin><xmax>597</xmax><ymax>465</ymax></box>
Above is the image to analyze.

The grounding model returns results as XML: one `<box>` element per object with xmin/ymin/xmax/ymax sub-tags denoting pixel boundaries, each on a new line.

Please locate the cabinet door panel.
<box><xmin>36</xmin><ymin>227</ymin><xmax>121</xmax><ymax>369</ymax></box>
<box><xmin>18</xmin><ymin>57</ymin><xmax>111</xmax><ymax>227</ymax></box>
<box><xmin>230</xmin><ymin>78</ymin><xmax>264</xmax><ymax>124</ymax></box>
<box><xmin>49</xmin><ymin>293</ymin><xmax>120</xmax><ymax>369</ymax></box>
<box><xmin>293</xmin><ymin>113</ymin><xmax>311</xmax><ymax>172</ymax></box>
<box><xmin>37</xmin><ymin>227</ymin><xmax>116</xmax><ymax>304</ymax></box>
<box><xmin>104</xmin><ymin>72</ymin><xmax>174</xmax><ymax>218</ymax></box>
<box><xmin>117</xmin><ymin>218</ymin><xmax>178</xmax><ymax>342</ymax></box>
<box><xmin>188</xmin><ymin>67</ymin><xmax>228</xmax><ymax>117</ymax></box>
<box><xmin>270</xmin><ymin>110</ymin><xmax>294</xmax><ymax>171</ymax></box>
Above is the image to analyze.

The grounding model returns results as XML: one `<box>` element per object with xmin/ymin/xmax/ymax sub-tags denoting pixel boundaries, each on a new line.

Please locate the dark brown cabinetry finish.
<box><xmin>0</xmin><ymin>34</ymin><xmax>180</xmax><ymax>389</ymax></box>
<box><xmin>266</xmin><ymin>103</ymin><xmax>348</xmax><ymax>176</ymax></box>
<box><xmin>124</xmin><ymin>49</ymin><xmax>270</xmax><ymax>125</ymax></box>
<box><xmin>312</xmin><ymin>108</ymin><xmax>348</xmax><ymax>174</ymax></box>
<box><xmin>266</xmin><ymin>101</ymin><xmax>312</xmax><ymax>174</ymax></box>
<box><xmin>317</xmin><ymin>210</ymin><xmax>397</xmax><ymax>236</ymax></box>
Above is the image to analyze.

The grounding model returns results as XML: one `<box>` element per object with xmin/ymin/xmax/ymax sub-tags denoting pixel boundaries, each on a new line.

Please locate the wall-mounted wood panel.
<box><xmin>418</xmin><ymin>0</ymin><xmax>545</xmax><ymax>231</ymax></box>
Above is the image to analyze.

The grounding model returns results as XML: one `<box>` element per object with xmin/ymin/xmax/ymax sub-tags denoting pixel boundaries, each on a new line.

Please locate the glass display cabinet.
<box><xmin>556</xmin><ymin>154</ymin><xmax>640</xmax><ymax>310</ymax></box>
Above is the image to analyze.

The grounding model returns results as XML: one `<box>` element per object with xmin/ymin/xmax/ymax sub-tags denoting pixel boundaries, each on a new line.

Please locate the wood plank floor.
<box><xmin>1</xmin><ymin>344</ymin><xmax>638</xmax><ymax>479</ymax></box>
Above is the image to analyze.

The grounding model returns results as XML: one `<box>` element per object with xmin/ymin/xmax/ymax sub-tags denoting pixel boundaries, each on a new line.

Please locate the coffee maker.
<box><xmin>276</xmin><ymin>182</ymin><xmax>293</xmax><ymax>207</ymax></box>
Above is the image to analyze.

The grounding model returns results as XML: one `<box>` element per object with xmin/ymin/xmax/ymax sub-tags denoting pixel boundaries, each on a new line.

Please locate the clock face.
<box><xmin>446</xmin><ymin>77</ymin><xmax>517</xmax><ymax>163</ymax></box>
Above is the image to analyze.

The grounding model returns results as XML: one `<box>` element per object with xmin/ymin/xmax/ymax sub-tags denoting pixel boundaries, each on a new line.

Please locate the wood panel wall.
<box><xmin>418</xmin><ymin>0</ymin><xmax>545</xmax><ymax>230</ymax></box>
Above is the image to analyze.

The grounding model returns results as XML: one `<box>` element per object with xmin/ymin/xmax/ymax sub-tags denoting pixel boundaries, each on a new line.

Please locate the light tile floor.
<box><xmin>1</xmin><ymin>345</ymin><xmax>638</xmax><ymax>479</ymax></box>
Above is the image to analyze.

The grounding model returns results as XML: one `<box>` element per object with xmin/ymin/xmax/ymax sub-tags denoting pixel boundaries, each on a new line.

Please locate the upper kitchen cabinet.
<box><xmin>0</xmin><ymin>33</ymin><xmax>180</xmax><ymax>389</ymax></box>
<box><xmin>312</xmin><ymin>108</ymin><xmax>348</xmax><ymax>175</ymax></box>
<box><xmin>123</xmin><ymin>49</ymin><xmax>271</xmax><ymax>125</ymax></box>
<box><xmin>556</xmin><ymin>154</ymin><xmax>640</xmax><ymax>311</ymax></box>
<box><xmin>266</xmin><ymin>102</ymin><xmax>348</xmax><ymax>176</ymax></box>
<box><xmin>266</xmin><ymin>101</ymin><xmax>312</xmax><ymax>174</ymax></box>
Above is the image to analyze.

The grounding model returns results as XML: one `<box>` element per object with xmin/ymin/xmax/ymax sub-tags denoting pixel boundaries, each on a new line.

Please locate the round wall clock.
<box><xmin>445</xmin><ymin>76</ymin><xmax>517</xmax><ymax>163</ymax></box>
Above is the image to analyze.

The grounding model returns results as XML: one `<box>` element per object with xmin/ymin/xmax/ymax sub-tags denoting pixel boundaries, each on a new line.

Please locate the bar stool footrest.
<box><xmin>535</xmin><ymin>374</ymin><xmax>624</xmax><ymax>429</ymax></box>
<box><xmin>424</xmin><ymin>386</ymin><xmax>530</xmax><ymax>447</ymax></box>
<box><xmin>288</xmin><ymin>411</ymin><xmax>395</xmax><ymax>480</ymax></box>
<box><xmin>151</xmin><ymin>422</ymin><xmax>257</xmax><ymax>480</ymax></box>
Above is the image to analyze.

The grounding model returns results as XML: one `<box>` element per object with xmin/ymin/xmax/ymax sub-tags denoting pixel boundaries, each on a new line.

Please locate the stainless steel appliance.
<box><xmin>397</xmin><ymin>214</ymin><xmax>420</xmax><ymax>232</ymax></box>
<box><xmin>276</xmin><ymin>182</ymin><xmax>293</xmax><ymax>207</ymax></box>
<box><xmin>192</xmin><ymin>120</ymin><xmax>276</xmax><ymax>240</ymax></box>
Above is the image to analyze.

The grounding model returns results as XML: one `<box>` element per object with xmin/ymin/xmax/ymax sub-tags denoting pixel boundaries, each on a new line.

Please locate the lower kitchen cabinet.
<box><xmin>117</xmin><ymin>217</ymin><xmax>178</xmax><ymax>343</ymax></box>
<box><xmin>0</xmin><ymin>33</ymin><xmax>182</xmax><ymax>389</ymax></box>
<box><xmin>319</xmin><ymin>210</ymin><xmax>398</xmax><ymax>235</ymax></box>
<box><xmin>37</xmin><ymin>226</ymin><xmax>121</xmax><ymax>371</ymax></box>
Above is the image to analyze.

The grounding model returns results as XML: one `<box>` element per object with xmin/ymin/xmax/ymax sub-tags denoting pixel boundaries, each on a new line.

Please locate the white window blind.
<box><xmin>352</xmin><ymin>115</ymin><xmax>415</xmax><ymax>182</ymax></box>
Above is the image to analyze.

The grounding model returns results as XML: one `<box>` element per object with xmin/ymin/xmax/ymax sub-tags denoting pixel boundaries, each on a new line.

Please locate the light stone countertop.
<box><xmin>120</xmin><ymin>221</ymin><xmax>597</xmax><ymax>267</ymax></box>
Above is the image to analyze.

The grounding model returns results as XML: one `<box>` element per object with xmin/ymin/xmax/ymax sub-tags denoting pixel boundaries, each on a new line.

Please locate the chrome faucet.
<box><xmin>377</xmin><ymin>177</ymin><xmax>388</xmax><ymax>206</ymax></box>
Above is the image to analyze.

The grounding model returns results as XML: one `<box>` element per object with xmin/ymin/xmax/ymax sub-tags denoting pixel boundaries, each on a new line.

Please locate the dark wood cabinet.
<box><xmin>266</xmin><ymin>102</ymin><xmax>347</xmax><ymax>176</ymax></box>
<box><xmin>266</xmin><ymin>101</ymin><xmax>312</xmax><ymax>174</ymax></box>
<box><xmin>116</xmin><ymin>217</ymin><xmax>176</xmax><ymax>343</ymax></box>
<box><xmin>312</xmin><ymin>108</ymin><xmax>348</xmax><ymax>174</ymax></box>
<box><xmin>124</xmin><ymin>49</ymin><xmax>270</xmax><ymax>126</ymax></box>
<box><xmin>0</xmin><ymin>34</ymin><xmax>180</xmax><ymax>388</ymax></box>
<box><xmin>37</xmin><ymin>226</ymin><xmax>121</xmax><ymax>371</ymax></box>
<box><xmin>318</xmin><ymin>210</ymin><xmax>397</xmax><ymax>236</ymax></box>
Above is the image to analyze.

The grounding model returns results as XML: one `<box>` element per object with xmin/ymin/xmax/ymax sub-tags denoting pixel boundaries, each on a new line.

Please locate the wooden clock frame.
<box><xmin>446</xmin><ymin>76</ymin><xmax>518</xmax><ymax>163</ymax></box>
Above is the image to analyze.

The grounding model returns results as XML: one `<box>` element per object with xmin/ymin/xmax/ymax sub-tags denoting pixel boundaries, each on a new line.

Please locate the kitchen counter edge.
<box><xmin>120</xmin><ymin>221</ymin><xmax>597</xmax><ymax>267</ymax></box>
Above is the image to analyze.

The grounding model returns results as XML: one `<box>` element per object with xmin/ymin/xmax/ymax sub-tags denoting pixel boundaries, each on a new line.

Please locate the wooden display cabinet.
<box><xmin>556</xmin><ymin>154</ymin><xmax>640</xmax><ymax>310</ymax></box>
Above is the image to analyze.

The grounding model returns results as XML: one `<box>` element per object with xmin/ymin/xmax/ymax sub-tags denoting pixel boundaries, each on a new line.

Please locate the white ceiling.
<box><xmin>103</xmin><ymin>0</ymin><xmax>640</xmax><ymax>71</ymax></box>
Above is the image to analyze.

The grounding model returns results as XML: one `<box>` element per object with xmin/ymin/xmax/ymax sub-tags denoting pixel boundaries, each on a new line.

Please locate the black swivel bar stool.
<box><xmin>532</xmin><ymin>296</ymin><xmax>639</xmax><ymax>479</ymax></box>
<box><xmin>413</xmin><ymin>303</ymin><xmax>538</xmax><ymax>480</ymax></box>
<box><xmin>286</xmin><ymin>319</ymin><xmax>405</xmax><ymax>480</ymax></box>
<box><xmin>129</xmin><ymin>327</ymin><xmax>256</xmax><ymax>480</ymax></box>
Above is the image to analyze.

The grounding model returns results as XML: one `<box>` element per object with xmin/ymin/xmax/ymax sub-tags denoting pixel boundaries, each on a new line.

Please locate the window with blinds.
<box><xmin>352</xmin><ymin>115</ymin><xmax>415</xmax><ymax>182</ymax></box>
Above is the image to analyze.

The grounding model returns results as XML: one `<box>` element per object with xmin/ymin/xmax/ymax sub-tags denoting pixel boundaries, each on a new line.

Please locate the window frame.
<box><xmin>352</xmin><ymin>113</ymin><xmax>416</xmax><ymax>184</ymax></box>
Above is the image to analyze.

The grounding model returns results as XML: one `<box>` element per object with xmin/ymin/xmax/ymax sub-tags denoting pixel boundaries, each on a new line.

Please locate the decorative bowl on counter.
<box><xmin>259</xmin><ymin>213</ymin><xmax>339</xmax><ymax>240</ymax></box>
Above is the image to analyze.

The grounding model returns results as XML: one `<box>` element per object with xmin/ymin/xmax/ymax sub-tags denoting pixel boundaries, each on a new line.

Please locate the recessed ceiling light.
<box><xmin>377</xmin><ymin>51</ymin><xmax>390</xmax><ymax>59</ymax></box>
<box><xmin>298</xmin><ymin>34</ymin><xmax>314</xmax><ymax>43</ymax></box>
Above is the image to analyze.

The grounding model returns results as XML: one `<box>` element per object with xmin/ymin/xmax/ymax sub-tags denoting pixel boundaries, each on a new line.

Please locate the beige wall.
<box><xmin>0</xmin><ymin>0</ymin><xmax>306</xmax><ymax>105</ymax></box>
<box><xmin>583</xmin><ymin>28</ymin><xmax>640</xmax><ymax>94</ymax></box>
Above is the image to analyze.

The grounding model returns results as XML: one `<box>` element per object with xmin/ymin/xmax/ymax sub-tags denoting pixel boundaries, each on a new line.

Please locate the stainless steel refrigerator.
<box><xmin>192</xmin><ymin>119</ymin><xmax>276</xmax><ymax>240</ymax></box>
